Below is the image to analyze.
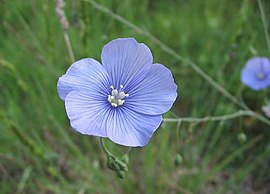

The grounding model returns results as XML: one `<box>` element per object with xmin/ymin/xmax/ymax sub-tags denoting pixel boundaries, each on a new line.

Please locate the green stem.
<box><xmin>63</xmin><ymin>31</ymin><xmax>75</xmax><ymax>63</ymax></box>
<box><xmin>175</xmin><ymin>119</ymin><xmax>181</xmax><ymax>152</ymax></box>
<box><xmin>99</xmin><ymin>137</ymin><xmax>132</xmax><ymax>157</ymax></box>
<box><xmin>99</xmin><ymin>137</ymin><xmax>112</xmax><ymax>157</ymax></box>
<box><xmin>258</xmin><ymin>0</ymin><xmax>270</xmax><ymax>54</ymax></box>
<box><xmin>163</xmin><ymin>110</ymin><xmax>270</xmax><ymax>126</ymax></box>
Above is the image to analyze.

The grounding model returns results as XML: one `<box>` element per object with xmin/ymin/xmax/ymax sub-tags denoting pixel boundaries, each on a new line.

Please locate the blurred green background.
<box><xmin>1</xmin><ymin>0</ymin><xmax>270</xmax><ymax>193</ymax></box>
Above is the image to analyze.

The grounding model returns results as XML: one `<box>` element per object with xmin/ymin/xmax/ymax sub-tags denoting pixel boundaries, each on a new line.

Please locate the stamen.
<box><xmin>111</xmin><ymin>103</ymin><xmax>118</xmax><ymax>107</ymax></box>
<box><xmin>107</xmin><ymin>96</ymin><xmax>112</xmax><ymax>103</ymax></box>
<box><xmin>118</xmin><ymin>99</ymin><xmax>125</xmax><ymax>106</ymax></box>
<box><xmin>107</xmin><ymin>85</ymin><xmax>129</xmax><ymax>107</ymax></box>
<box><xmin>112</xmin><ymin>89</ymin><xmax>118</xmax><ymax>96</ymax></box>
<box><xmin>118</xmin><ymin>92</ymin><xmax>126</xmax><ymax>99</ymax></box>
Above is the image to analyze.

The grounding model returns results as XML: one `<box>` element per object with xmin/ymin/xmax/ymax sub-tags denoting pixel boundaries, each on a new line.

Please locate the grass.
<box><xmin>1</xmin><ymin>0</ymin><xmax>270</xmax><ymax>193</ymax></box>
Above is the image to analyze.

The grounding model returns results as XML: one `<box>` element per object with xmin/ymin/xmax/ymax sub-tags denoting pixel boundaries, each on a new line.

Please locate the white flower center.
<box><xmin>107</xmin><ymin>85</ymin><xmax>129</xmax><ymax>107</ymax></box>
<box><xmin>257</xmin><ymin>71</ymin><xmax>265</xmax><ymax>80</ymax></box>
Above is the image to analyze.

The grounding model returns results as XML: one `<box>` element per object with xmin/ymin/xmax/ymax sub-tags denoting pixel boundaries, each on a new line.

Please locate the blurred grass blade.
<box><xmin>9</xmin><ymin>121</ymin><xmax>45</xmax><ymax>160</ymax></box>
<box><xmin>16</xmin><ymin>167</ymin><xmax>32</xmax><ymax>193</ymax></box>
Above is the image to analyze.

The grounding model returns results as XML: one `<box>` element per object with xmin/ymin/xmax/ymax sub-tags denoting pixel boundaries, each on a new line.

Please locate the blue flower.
<box><xmin>57</xmin><ymin>38</ymin><xmax>177</xmax><ymax>147</ymax></box>
<box><xmin>241</xmin><ymin>57</ymin><xmax>270</xmax><ymax>91</ymax></box>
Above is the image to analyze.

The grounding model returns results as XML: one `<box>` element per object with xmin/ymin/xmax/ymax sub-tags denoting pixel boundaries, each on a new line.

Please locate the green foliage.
<box><xmin>0</xmin><ymin>0</ymin><xmax>269</xmax><ymax>193</ymax></box>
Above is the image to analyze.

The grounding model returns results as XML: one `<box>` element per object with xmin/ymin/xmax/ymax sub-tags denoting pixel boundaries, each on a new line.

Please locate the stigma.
<box><xmin>257</xmin><ymin>71</ymin><xmax>266</xmax><ymax>80</ymax></box>
<box><xmin>107</xmin><ymin>85</ymin><xmax>129</xmax><ymax>107</ymax></box>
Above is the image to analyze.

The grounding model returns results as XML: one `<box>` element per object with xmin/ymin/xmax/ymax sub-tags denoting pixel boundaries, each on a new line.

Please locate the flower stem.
<box><xmin>99</xmin><ymin>137</ymin><xmax>112</xmax><ymax>157</ymax></box>
<box><xmin>99</xmin><ymin>138</ymin><xmax>129</xmax><ymax>179</ymax></box>
<box><xmin>55</xmin><ymin>0</ymin><xmax>75</xmax><ymax>63</ymax></box>
<box><xmin>163</xmin><ymin>110</ymin><xmax>254</xmax><ymax>123</ymax></box>
<box><xmin>163</xmin><ymin>110</ymin><xmax>270</xmax><ymax>126</ymax></box>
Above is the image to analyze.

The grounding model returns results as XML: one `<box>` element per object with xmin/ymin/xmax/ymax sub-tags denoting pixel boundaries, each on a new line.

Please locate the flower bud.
<box><xmin>121</xmin><ymin>154</ymin><xmax>129</xmax><ymax>164</ymax></box>
<box><xmin>174</xmin><ymin>154</ymin><xmax>183</xmax><ymax>167</ymax></box>
<box><xmin>116</xmin><ymin>170</ymin><xmax>125</xmax><ymax>179</ymax></box>
<box><xmin>237</xmin><ymin>132</ymin><xmax>247</xmax><ymax>144</ymax></box>
<box><xmin>106</xmin><ymin>155</ymin><xmax>116</xmax><ymax>170</ymax></box>
<box><xmin>116</xmin><ymin>158</ymin><xmax>128</xmax><ymax>172</ymax></box>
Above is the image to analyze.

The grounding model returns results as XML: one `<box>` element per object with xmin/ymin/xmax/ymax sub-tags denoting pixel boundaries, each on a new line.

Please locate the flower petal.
<box><xmin>65</xmin><ymin>91</ymin><xmax>111</xmax><ymax>137</ymax></box>
<box><xmin>244</xmin><ymin>57</ymin><xmax>270</xmax><ymax>72</ymax></box>
<box><xmin>106</xmin><ymin>107</ymin><xmax>162</xmax><ymax>147</ymax></box>
<box><xmin>101</xmin><ymin>38</ymin><xmax>153</xmax><ymax>88</ymax></box>
<box><xmin>57</xmin><ymin>58</ymin><xmax>111</xmax><ymax>100</ymax></box>
<box><xmin>125</xmin><ymin>64</ymin><xmax>177</xmax><ymax>115</ymax></box>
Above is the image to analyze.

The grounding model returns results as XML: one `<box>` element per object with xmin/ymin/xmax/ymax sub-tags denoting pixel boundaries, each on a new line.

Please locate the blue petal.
<box><xmin>101</xmin><ymin>38</ymin><xmax>153</xmax><ymax>88</ymax></box>
<box><xmin>244</xmin><ymin>57</ymin><xmax>270</xmax><ymax>72</ymax></box>
<box><xmin>125</xmin><ymin>64</ymin><xmax>177</xmax><ymax>115</ymax></box>
<box><xmin>65</xmin><ymin>91</ymin><xmax>110</xmax><ymax>137</ymax></box>
<box><xmin>106</xmin><ymin>107</ymin><xmax>162</xmax><ymax>147</ymax></box>
<box><xmin>57</xmin><ymin>58</ymin><xmax>111</xmax><ymax>100</ymax></box>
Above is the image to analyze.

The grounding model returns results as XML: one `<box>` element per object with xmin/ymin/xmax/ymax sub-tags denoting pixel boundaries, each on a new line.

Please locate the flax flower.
<box><xmin>57</xmin><ymin>38</ymin><xmax>177</xmax><ymax>146</ymax></box>
<box><xmin>241</xmin><ymin>57</ymin><xmax>270</xmax><ymax>91</ymax></box>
